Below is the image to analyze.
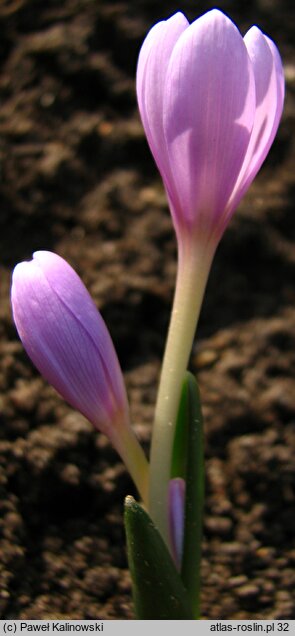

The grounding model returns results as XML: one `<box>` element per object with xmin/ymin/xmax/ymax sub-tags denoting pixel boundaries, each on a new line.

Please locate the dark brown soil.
<box><xmin>0</xmin><ymin>0</ymin><xmax>294</xmax><ymax>621</ymax></box>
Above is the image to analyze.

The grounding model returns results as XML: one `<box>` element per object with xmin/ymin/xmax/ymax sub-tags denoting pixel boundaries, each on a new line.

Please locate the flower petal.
<box><xmin>136</xmin><ymin>12</ymin><xmax>188</xmax><ymax>186</ymax></box>
<box><xmin>163</xmin><ymin>9</ymin><xmax>256</xmax><ymax>238</ymax></box>
<box><xmin>11</xmin><ymin>251</ymin><xmax>128</xmax><ymax>434</ymax></box>
<box><xmin>227</xmin><ymin>26</ymin><xmax>285</xmax><ymax>215</ymax></box>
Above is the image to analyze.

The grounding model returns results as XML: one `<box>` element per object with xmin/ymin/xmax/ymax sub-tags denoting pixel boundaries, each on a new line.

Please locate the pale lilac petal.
<box><xmin>227</xmin><ymin>27</ymin><xmax>285</xmax><ymax>215</ymax></box>
<box><xmin>11</xmin><ymin>251</ymin><xmax>128</xmax><ymax>435</ymax></box>
<box><xmin>163</xmin><ymin>9</ymin><xmax>256</xmax><ymax>238</ymax></box>
<box><xmin>136</xmin><ymin>12</ymin><xmax>188</xmax><ymax>187</ymax></box>
<box><xmin>33</xmin><ymin>251</ymin><xmax>126</xmax><ymax>408</ymax></box>
<box><xmin>168</xmin><ymin>477</ymin><xmax>185</xmax><ymax>568</ymax></box>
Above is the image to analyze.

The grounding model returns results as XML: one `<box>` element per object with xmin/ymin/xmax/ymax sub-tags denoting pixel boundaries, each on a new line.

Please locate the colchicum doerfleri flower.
<box><xmin>137</xmin><ymin>8</ymin><xmax>284</xmax><ymax>539</ymax></box>
<box><xmin>11</xmin><ymin>251</ymin><xmax>149</xmax><ymax>504</ymax></box>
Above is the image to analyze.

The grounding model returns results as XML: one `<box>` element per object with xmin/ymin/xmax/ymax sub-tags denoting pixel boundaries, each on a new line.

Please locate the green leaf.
<box><xmin>124</xmin><ymin>495</ymin><xmax>194</xmax><ymax>619</ymax></box>
<box><xmin>171</xmin><ymin>377</ymin><xmax>189</xmax><ymax>480</ymax></box>
<box><xmin>180</xmin><ymin>372</ymin><xmax>204</xmax><ymax>619</ymax></box>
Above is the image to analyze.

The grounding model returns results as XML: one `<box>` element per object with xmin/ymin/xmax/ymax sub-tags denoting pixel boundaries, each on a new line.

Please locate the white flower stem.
<box><xmin>116</xmin><ymin>420</ymin><xmax>150</xmax><ymax>508</ymax></box>
<box><xmin>149</xmin><ymin>237</ymin><xmax>214</xmax><ymax>545</ymax></box>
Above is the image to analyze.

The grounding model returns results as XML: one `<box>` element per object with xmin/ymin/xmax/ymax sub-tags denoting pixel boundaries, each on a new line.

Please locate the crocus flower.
<box><xmin>11</xmin><ymin>251</ymin><xmax>148</xmax><ymax>503</ymax></box>
<box><xmin>137</xmin><ymin>8</ymin><xmax>284</xmax><ymax>249</ymax></box>
<box><xmin>137</xmin><ymin>9</ymin><xmax>284</xmax><ymax>541</ymax></box>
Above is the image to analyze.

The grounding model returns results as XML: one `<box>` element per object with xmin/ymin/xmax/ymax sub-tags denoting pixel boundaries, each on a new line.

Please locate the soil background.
<box><xmin>0</xmin><ymin>0</ymin><xmax>294</xmax><ymax>620</ymax></box>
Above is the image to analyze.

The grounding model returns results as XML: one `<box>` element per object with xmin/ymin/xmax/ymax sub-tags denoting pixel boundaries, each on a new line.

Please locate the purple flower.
<box><xmin>143</xmin><ymin>10</ymin><xmax>284</xmax><ymax>541</ymax></box>
<box><xmin>136</xmin><ymin>9</ymin><xmax>284</xmax><ymax>249</ymax></box>
<box><xmin>11</xmin><ymin>251</ymin><xmax>149</xmax><ymax>501</ymax></box>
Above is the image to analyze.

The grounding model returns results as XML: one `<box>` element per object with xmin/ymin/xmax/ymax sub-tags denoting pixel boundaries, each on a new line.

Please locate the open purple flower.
<box><xmin>11</xmin><ymin>251</ymin><xmax>148</xmax><ymax>503</ymax></box>
<box><xmin>136</xmin><ymin>8</ymin><xmax>284</xmax><ymax>249</ymax></box>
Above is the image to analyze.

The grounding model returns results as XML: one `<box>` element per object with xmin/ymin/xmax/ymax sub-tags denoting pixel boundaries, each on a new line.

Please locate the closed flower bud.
<box><xmin>11</xmin><ymin>251</ymin><xmax>148</xmax><ymax>503</ymax></box>
<box><xmin>168</xmin><ymin>477</ymin><xmax>185</xmax><ymax>568</ymax></box>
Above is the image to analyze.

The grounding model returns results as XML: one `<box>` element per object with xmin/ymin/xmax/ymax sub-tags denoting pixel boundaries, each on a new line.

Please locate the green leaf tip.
<box><xmin>124</xmin><ymin>496</ymin><xmax>193</xmax><ymax>620</ymax></box>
